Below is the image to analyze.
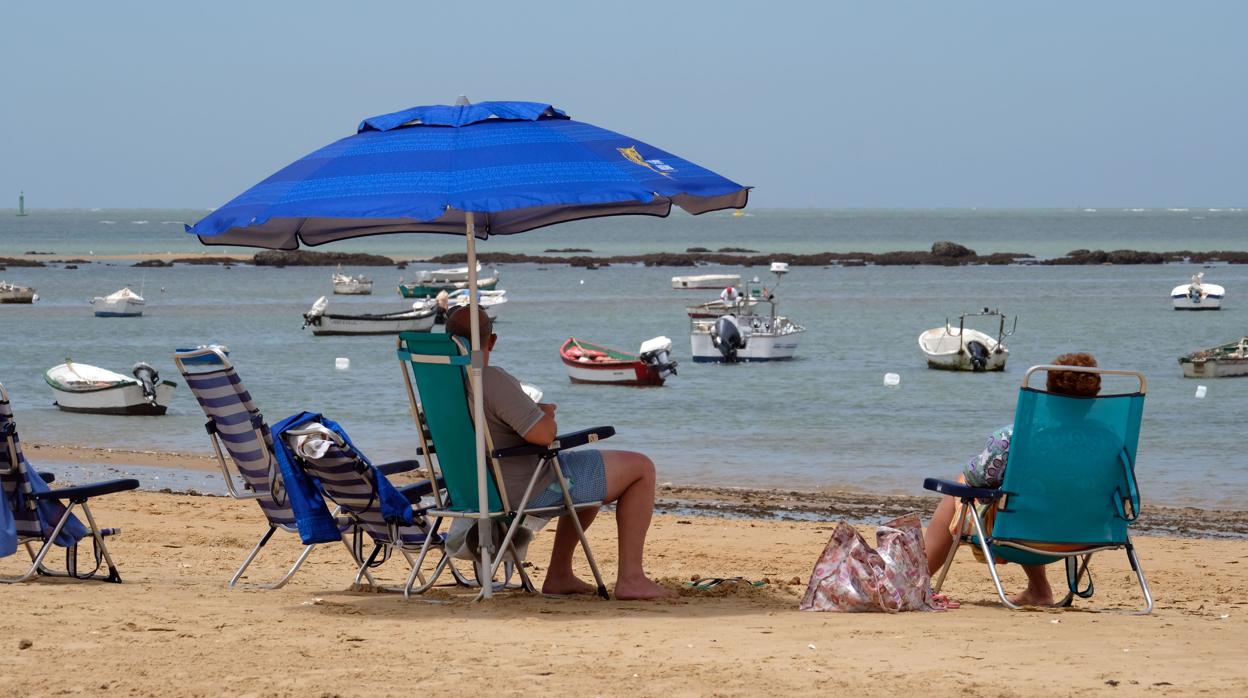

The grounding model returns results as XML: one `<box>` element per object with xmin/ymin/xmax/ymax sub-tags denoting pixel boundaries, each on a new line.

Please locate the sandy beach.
<box><xmin>1</xmin><ymin>447</ymin><xmax>1245</xmax><ymax>697</ymax></box>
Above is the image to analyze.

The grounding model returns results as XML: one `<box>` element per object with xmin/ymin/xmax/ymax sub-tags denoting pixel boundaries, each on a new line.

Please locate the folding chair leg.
<box><xmin>229</xmin><ymin>524</ymin><xmax>315</xmax><ymax>589</ymax></box>
<box><xmin>78</xmin><ymin>501</ymin><xmax>122</xmax><ymax>583</ymax></box>
<box><xmin>967</xmin><ymin>505</ymin><xmax>1022</xmax><ymax>610</ymax></box>
<box><xmin>340</xmin><ymin>531</ymin><xmax>377</xmax><ymax>587</ymax></box>
<box><xmin>1</xmin><ymin>500</ymin><xmax>80</xmax><ymax>584</ymax></box>
<box><xmin>1125</xmin><ymin>538</ymin><xmax>1154</xmax><ymax>615</ymax></box>
<box><xmin>551</xmin><ymin>461</ymin><xmax>608</xmax><ymax>600</ymax></box>
<box><xmin>932</xmin><ymin>500</ymin><xmax>969</xmax><ymax>593</ymax></box>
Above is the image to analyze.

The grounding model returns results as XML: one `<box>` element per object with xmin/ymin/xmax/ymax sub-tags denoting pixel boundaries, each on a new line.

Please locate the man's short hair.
<box><xmin>445</xmin><ymin>305</ymin><xmax>493</xmax><ymax>341</ymax></box>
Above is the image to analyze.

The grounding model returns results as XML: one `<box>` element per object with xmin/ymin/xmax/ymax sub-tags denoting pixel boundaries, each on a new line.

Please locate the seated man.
<box><xmin>446</xmin><ymin>307</ymin><xmax>675</xmax><ymax>600</ymax></box>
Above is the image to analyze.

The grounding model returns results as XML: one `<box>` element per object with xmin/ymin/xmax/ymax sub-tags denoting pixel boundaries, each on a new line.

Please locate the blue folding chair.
<box><xmin>924</xmin><ymin>364</ymin><xmax>1154</xmax><ymax>613</ymax></box>
<box><xmin>0</xmin><ymin>383</ymin><xmax>139</xmax><ymax>584</ymax></box>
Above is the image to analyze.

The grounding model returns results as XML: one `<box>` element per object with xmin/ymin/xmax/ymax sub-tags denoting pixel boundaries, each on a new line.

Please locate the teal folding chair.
<box><xmin>397</xmin><ymin>332</ymin><xmax>611</xmax><ymax>600</ymax></box>
<box><xmin>924</xmin><ymin>364</ymin><xmax>1154</xmax><ymax>613</ymax></box>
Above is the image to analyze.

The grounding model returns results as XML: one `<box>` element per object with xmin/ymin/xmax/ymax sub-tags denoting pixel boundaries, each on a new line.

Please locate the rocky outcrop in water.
<box><xmin>251</xmin><ymin>250</ymin><xmax>395</xmax><ymax>266</ymax></box>
<box><xmin>0</xmin><ymin>257</ymin><xmax>46</xmax><ymax>268</ymax></box>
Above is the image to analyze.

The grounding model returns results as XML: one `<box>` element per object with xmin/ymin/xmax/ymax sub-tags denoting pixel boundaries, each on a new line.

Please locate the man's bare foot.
<box><xmin>542</xmin><ymin>575</ymin><xmax>598</xmax><ymax>596</ymax></box>
<box><xmin>1009</xmin><ymin>588</ymin><xmax>1055</xmax><ymax>607</ymax></box>
<box><xmin>614</xmin><ymin>576</ymin><xmax>677</xmax><ymax>600</ymax></box>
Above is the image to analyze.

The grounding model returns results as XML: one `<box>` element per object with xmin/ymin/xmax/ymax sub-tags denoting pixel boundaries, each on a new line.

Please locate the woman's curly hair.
<box><xmin>1047</xmin><ymin>352</ymin><xmax>1101</xmax><ymax>397</ymax></box>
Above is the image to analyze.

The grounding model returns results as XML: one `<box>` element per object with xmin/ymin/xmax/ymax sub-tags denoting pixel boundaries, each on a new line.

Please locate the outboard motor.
<box><xmin>711</xmin><ymin>315</ymin><xmax>747</xmax><ymax>363</ymax></box>
<box><xmin>966</xmin><ymin>340</ymin><xmax>990</xmax><ymax>372</ymax></box>
<box><xmin>638</xmin><ymin>336</ymin><xmax>678</xmax><ymax>378</ymax></box>
<box><xmin>302</xmin><ymin>295</ymin><xmax>328</xmax><ymax>330</ymax></box>
<box><xmin>131</xmin><ymin>362</ymin><xmax>160</xmax><ymax>405</ymax></box>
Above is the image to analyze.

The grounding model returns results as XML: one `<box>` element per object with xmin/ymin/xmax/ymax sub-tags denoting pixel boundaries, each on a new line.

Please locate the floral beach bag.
<box><xmin>800</xmin><ymin>513</ymin><xmax>940</xmax><ymax>613</ymax></box>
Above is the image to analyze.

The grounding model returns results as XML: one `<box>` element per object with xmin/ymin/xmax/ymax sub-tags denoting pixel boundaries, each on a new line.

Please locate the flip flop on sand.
<box><xmin>684</xmin><ymin>577</ymin><xmax>767</xmax><ymax>591</ymax></box>
<box><xmin>932</xmin><ymin>593</ymin><xmax>961</xmax><ymax>610</ymax></box>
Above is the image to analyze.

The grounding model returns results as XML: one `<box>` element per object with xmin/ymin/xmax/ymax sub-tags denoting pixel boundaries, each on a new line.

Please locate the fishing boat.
<box><xmin>671</xmin><ymin>273</ymin><xmax>740</xmax><ymax>290</ymax></box>
<box><xmin>918</xmin><ymin>308</ymin><xmax>1016</xmax><ymax>372</ymax></box>
<box><xmin>44</xmin><ymin>360</ymin><xmax>177</xmax><ymax>415</ymax></box>
<box><xmin>397</xmin><ymin>273</ymin><xmax>500</xmax><ymax>298</ymax></box>
<box><xmin>301</xmin><ymin>296</ymin><xmax>436</xmax><ymax>336</ymax></box>
<box><xmin>173</xmin><ymin>344</ymin><xmax>230</xmax><ymax>365</ymax></box>
<box><xmin>331</xmin><ymin>266</ymin><xmax>374</xmax><ymax>295</ymax></box>
<box><xmin>0</xmin><ymin>280</ymin><xmax>36</xmax><ymax>303</ymax></box>
<box><xmin>416</xmin><ymin>262</ymin><xmax>481</xmax><ymax>283</ymax></box>
<box><xmin>91</xmin><ymin>287</ymin><xmax>145</xmax><ymax>317</ymax></box>
<box><xmin>560</xmin><ymin>337</ymin><xmax>677</xmax><ymax>386</ymax></box>
<box><xmin>1171</xmin><ymin>272</ymin><xmax>1224</xmax><ymax>310</ymax></box>
<box><xmin>1179</xmin><ymin>337</ymin><xmax>1248</xmax><ymax>378</ymax></box>
<box><xmin>690</xmin><ymin>264</ymin><xmax>804</xmax><ymax>363</ymax></box>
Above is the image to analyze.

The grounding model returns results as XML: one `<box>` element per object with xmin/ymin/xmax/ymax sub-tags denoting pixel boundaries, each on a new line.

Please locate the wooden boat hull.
<box><xmin>0</xmin><ymin>290</ymin><xmax>36</xmax><ymax>303</ymax></box>
<box><xmin>1180</xmin><ymin>359</ymin><xmax>1248</xmax><ymax>378</ymax></box>
<box><xmin>332</xmin><ymin>282</ymin><xmax>374</xmax><ymax>295</ymax></box>
<box><xmin>560</xmin><ymin>338</ymin><xmax>667</xmax><ymax>386</ymax></box>
<box><xmin>305</xmin><ymin>310</ymin><xmax>436</xmax><ymax>335</ymax></box>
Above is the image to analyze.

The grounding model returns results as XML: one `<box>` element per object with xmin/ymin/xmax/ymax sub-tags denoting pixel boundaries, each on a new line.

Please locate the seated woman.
<box><xmin>923</xmin><ymin>352</ymin><xmax>1101</xmax><ymax>606</ymax></box>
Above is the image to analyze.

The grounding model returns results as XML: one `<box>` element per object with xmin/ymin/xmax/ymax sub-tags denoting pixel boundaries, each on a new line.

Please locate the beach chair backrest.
<box><xmin>994</xmin><ymin>366</ymin><xmax>1146</xmax><ymax>546</ymax></box>
<box><xmin>0</xmin><ymin>385</ymin><xmax>48</xmax><ymax>540</ymax></box>
<box><xmin>397</xmin><ymin>332</ymin><xmax>504</xmax><ymax>514</ymax></box>
<box><xmin>174</xmin><ymin>350</ymin><xmax>296</xmax><ymax>529</ymax></box>
<box><xmin>282</xmin><ymin>427</ymin><xmax>430</xmax><ymax>547</ymax></box>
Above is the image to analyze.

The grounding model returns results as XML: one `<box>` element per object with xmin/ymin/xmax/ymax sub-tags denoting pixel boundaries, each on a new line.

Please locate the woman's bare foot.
<box><xmin>614</xmin><ymin>576</ymin><xmax>677</xmax><ymax>600</ymax></box>
<box><xmin>541</xmin><ymin>574</ymin><xmax>599</xmax><ymax>596</ymax></box>
<box><xmin>1009</xmin><ymin>587</ymin><xmax>1055</xmax><ymax>607</ymax></box>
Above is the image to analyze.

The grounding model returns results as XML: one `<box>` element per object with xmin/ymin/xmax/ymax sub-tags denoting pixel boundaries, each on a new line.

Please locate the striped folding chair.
<box><xmin>278</xmin><ymin>416</ymin><xmax>458</xmax><ymax>598</ymax></box>
<box><xmin>175</xmin><ymin>347</ymin><xmax>383</xmax><ymax>588</ymax></box>
<box><xmin>0</xmin><ymin>383</ymin><xmax>138</xmax><ymax>584</ymax></box>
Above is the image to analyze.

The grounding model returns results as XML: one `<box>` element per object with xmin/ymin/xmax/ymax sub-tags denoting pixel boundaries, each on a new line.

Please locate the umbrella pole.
<box><xmin>465</xmin><ymin>212</ymin><xmax>493</xmax><ymax>599</ymax></box>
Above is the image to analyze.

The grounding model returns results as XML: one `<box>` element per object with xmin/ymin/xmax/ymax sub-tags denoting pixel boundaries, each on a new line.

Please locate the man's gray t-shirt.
<box><xmin>482</xmin><ymin>365</ymin><xmax>554</xmax><ymax>506</ymax></box>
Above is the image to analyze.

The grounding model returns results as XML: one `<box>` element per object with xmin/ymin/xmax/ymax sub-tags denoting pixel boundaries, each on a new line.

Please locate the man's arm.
<box><xmin>523</xmin><ymin>403</ymin><xmax>557</xmax><ymax>445</ymax></box>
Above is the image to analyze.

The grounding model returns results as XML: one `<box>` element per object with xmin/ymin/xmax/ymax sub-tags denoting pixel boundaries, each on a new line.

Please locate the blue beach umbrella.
<box><xmin>188</xmin><ymin>99</ymin><xmax>749</xmax><ymax>595</ymax></box>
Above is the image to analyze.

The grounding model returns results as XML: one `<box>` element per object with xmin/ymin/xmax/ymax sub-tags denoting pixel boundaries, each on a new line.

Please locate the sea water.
<box><xmin>1</xmin><ymin>209</ymin><xmax>1246</xmax><ymax>508</ymax></box>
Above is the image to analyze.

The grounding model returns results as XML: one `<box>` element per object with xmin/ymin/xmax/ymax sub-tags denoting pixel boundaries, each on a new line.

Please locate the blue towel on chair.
<box><xmin>271</xmin><ymin>412</ymin><xmax>414</xmax><ymax>545</ymax></box>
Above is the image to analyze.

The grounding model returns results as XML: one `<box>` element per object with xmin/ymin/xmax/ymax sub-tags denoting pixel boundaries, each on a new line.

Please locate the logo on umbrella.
<box><xmin>618</xmin><ymin>145</ymin><xmax>675</xmax><ymax>177</ymax></box>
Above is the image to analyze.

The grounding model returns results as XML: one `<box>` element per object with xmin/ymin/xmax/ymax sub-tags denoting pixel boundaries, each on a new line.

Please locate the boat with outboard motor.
<box><xmin>1171</xmin><ymin>272</ymin><xmax>1224</xmax><ymax>310</ymax></box>
<box><xmin>44</xmin><ymin>360</ymin><xmax>177</xmax><ymax>415</ymax></box>
<box><xmin>302</xmin><ymin>296</ymin><xmax>437</xmax><ymax>335</ymax></box>
<box><xmin>331</xmin><ymin>266</ymin><xmax>374</xmax><ymax>295</ymax></box>
<box><xmin>918</xmin><ymin>308</ymin><xmax>1016</xmax><ymax>372</ymax></box>
<box><xmin>689</xmin><ymin>263</ymin><xmax>804</xmax><ymax>363</ymax></box>
<box><xmin>0</xmin><ymin>280</ymin><xmax>37</xmax><ymax>303</ymax></box>
<box><xmin>1179</xmin><ymin>336</ymin><xmax>1248</xmax><ymax>378</ymax></box>
<box><xmin>91</xmin><ymin>287</ymin><xmax>145</xmax><ymax>317</ymax></box>
<box><xmin>560</xmin><ymin>336</ymin><xmax>677</xmax><ymax>386</ymax></box>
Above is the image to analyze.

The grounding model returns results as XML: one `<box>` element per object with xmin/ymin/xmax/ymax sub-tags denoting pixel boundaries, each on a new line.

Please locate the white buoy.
<box><xmin>579</xmin><ymin>279</ymin><xmax>585</xmax><ymax>285</ymax></box>
<box><xmin>1195</xmin><ymin>385</ymin><xmax>1207</xmax><ymax>399</ymax></box>
<box><xmin>883</xmin><ymin>372</ymin><xmax>901</xmax><ymax>387</ymax></box>
<box><xmin>335</xmin><ymin>357</ymin><xmax>350</xmax><ymax>371</ymax></box>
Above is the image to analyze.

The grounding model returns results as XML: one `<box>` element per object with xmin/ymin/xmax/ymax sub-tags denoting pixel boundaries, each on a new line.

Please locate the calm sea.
<box><xmin>1</xmin><ymin>209</ymin><xmax>1246</xmax><ymax>508</ymax></box>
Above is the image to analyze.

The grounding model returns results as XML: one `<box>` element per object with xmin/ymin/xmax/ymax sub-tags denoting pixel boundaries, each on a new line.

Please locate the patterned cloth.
<box><xmin>963</xmin><ymin>425</ymin><xmax>1013</xmax><ymax>488</ymax></box>
<box><xmin>800</xmin><ymin>514</ymin><xmax>940</xmax><ymax>613</ymax></box>
<box><xmin>526</xmin><ymin>449</ymin><xmax>607</xmax><ymax>509</ymax></box>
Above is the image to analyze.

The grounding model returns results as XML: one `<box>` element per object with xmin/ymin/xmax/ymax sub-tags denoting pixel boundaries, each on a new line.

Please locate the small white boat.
<box><xmin>561</xmin><ymin>336</ymin><xmax>677</xmax><ymax>385</ymax></box>
<box><xmin>919</xmin><ymin>309</ymin><xmax>1015</xmax><ymax>372</ymax></box>
<box><xmin>301</xmin><ymin>296</ymin><xmax>436</xmax><ymax>336</ymax></box>
<box><xmin>397</xmin><ymin>273</ymin><xmax>500</xmax><ymax>298</ymax></box>
<box><xmin>1179</xmin><ymin>337</ymin><xmax>1248</xmax><ymax>378</ymax></box>
<box><xmin>690</xmin><ymin>264</ymin><xmax>803</xmax><ymax>362</ymax></box>
<box><xmin>0</xmin><ymin>280</ymin><xmax>37</xmax><ymax>303</ymax></box>
<box><xmin>91</xmin><ymin>287</ymin><xmax>145</xmax><ymax>317</ymax></box>
<box><xmin>672</xmin><ymin>273</ymin><xmax>740</xmax><ymax>290</ymax></box>
<box><xmin>413</xmin><ymin>262</ymin><xmax>481</xmax><ymax>284</ymax></box>
<box><xmin>44</xmin><ymin>360</ymin><xmax>176</xmax><ymax>415</ymax></box>
<box><xmin>1171</xmin><ymin>272</ymin><xmax>1224</xmax><ymax>310</ymax></box>
<box><xmin>418</xmin><ymin>288</ymin><xmax>508</xmax><ymax>321</ymax></box>
<box><xmin>331</xmin><ymin>267</ymin><xmax>374</xmax><ymax>295</ymax></box>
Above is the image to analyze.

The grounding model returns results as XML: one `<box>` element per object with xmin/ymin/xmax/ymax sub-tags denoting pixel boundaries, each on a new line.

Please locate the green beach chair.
<box><xmin>924</xmin><ymin>364</ymin><xmax>1154</xmax><ymax>613</ymax></box>
<box><xmin>397</xmin><ymin>332</ymin><xmax>611</xmax><ymax>600</ymax></box>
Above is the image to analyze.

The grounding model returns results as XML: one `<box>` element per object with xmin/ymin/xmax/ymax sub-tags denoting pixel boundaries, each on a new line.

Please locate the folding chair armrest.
<box><xmin>922</xmin><ymin>477</ymin><xmax>1004</xmax><ymax>501</ymax></box>
<box><xmin>37</xmin><ymin>471</ymin><xmax>55</xmax><ymax>483</ymax></box>
<box><xmin>29</xmin><ymin>478</ymin><xmax>140</xmax><ymax>502</ymax></box>
<box><xmin>492</xmin><ymin>426</ymin><xmax>615</xmax><ymax>459</ymax></box>
<box><xmin>398</xmin><ymin>477</ymin><xmax>445</xmax><ymax>503</ymax></box>
<box><xmin>375</xmin><ymin>459</ymin><xmax>422</xmax><ymax>476</ymax></box>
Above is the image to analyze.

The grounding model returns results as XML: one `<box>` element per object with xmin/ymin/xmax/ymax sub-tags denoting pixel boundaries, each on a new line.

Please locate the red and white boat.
<box><xmin>560</xmin><ymin>337</ymin><xmax>677</xmax><ymax>386</ymax></box>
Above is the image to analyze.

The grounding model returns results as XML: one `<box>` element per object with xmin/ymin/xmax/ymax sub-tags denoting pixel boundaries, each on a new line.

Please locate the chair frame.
<box><xmin>175</xmin><ymin>347</ymin><xmax>381</xmax><ymax>589</ymax></box>
<box><xmin>0</xmin><ymin>383</ymin><xmax>138</xmax><ymax>584</ymax></box>
<box><xmin>926</xmin><ymin>364</ymin><xmax>1154</xmax><ymax>614</ymax></box>
<box><xmin>397</xmin><ymin>333</ymin><xmax>610</xmax><ymax>601</ymax></box>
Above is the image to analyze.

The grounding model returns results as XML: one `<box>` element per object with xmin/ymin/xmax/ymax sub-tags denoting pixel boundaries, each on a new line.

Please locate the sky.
<box><xmin>2</xmin><ymin>1</ymin><xmax>1245</xmax><ymax>210</ymax></box>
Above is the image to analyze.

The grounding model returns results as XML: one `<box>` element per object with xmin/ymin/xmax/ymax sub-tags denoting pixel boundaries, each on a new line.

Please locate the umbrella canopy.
<box><xmin>188</xmin><ymin>100</ymin><xmax>748</xmax><ymax>248</ymax></box>
<box><xmin>188</xmin><ymin>99</ymin><xmax>747</xmax><ymax>599</ymax></box>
